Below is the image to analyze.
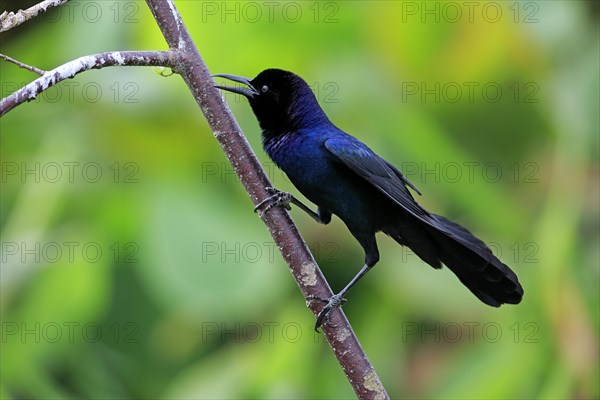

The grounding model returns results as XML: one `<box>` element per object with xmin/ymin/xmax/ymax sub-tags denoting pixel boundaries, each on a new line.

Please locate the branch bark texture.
<box><xmin>144</xmin><ymin>1</ymin><xmax>389</xmax><ymax>398</ymax></box>
<box><xmin>0</xmin><ymin>0</ymin><xmax>69</xmax><ymax>32</ymax></box>
<box><xmin>0</xmin><ymin>51</ymin><xmax>175</xmax><ymax>117</ymax></box>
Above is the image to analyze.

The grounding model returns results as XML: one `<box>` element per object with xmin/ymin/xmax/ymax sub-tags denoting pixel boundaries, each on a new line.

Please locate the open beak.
<box><xmin>213</xmin><ymin>74</ymin><xmax>258</xmax><ymax>99</ymax></box>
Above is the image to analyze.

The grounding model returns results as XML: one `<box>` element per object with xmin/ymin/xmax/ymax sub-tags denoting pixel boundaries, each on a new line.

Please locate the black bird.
<box><xmin>215</xmin><ymin>69</ymin><xmax>523</xmax><ymax>330</ymax></box>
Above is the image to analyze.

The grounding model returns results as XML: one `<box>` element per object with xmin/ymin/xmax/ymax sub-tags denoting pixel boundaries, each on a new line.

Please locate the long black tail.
<box><xmin>386</xmin><ymin>214</ymin><xmax>523</xmax><ymax>306</ymax></box>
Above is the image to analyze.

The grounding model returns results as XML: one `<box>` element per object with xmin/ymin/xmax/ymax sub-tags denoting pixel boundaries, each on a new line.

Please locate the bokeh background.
<box><xmin>1</xmin><ymin>1</ymin><xmax>598</xmax><ymax>399</ymax></box>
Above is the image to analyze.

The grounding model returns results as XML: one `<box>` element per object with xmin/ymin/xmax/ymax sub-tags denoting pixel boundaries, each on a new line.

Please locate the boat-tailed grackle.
<box><xmin>215</xmin><ymin>69</ymin><xmax>523</xmax><ymax>331</ymax></box>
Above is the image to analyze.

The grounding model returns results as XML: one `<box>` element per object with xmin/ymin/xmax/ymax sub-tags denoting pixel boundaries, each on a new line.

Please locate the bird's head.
<box><xmin>214</xmin><ymin>69</ymin><xmax>329</xmax><ymax>134</ymax></box>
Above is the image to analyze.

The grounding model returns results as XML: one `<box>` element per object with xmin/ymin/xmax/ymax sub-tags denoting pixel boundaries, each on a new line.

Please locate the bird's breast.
<box><xmin>263</xmin><ymin>132</ymin><xmax>385</xmax><ymax>227</ymax></box>
<box><xmin>264</xmin><ymin>132</ymin><xmax>332</xmax><ymax>184</ymax></box>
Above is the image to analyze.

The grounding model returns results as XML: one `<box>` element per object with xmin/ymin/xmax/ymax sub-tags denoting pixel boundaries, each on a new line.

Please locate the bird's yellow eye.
<box><xmin>261</xmin><ymin>85</ymin><xmax>269</xmax><ymax>93</ymax></box>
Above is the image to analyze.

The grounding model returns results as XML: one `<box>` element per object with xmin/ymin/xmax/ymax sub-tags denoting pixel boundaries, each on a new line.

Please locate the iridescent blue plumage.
<box><xmin>216</xmin><ymin>69</ymin><xmax>523</xmax><ymax>329</ymax></box>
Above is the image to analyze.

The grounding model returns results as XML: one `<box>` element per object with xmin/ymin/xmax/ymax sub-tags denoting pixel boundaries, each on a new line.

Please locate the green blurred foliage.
<box><xmin>1</xmin><ymin>1</ymin><xmax>598</xmax><ymax>399</ymax></box>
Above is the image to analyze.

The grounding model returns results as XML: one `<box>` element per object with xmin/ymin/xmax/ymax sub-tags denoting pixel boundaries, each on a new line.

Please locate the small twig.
<box><xmin>0</xmin><ymin>50</ymin><xmax>176</xmax><ymax>117</ymax></box>
<box><xmin>0</xmin><ymin>0</ymin><xmax>70</xmax><ymax>32</ymax></box>
<box><xmin>0</xmin><ymin>53</ymin><xmax>46</xmax><ymax>76</ymax></box>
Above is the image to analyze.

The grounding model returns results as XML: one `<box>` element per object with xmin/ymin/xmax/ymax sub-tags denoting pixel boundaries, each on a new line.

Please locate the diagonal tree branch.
<box><xmin>144</xmin><ymin>0</ymin><xmax>389</xmax><ymax>398</ymax></box>
<box><xmin>0</xmin><ymin>50</ymin><xmax>176</xmax><ymax>117</ymax></box>
<box><xmin>0</xmin><ymin>0</ymin><xmax>389</xmax><ymax>397</ymax></box>
<box><xmin>0</xmin><ymin>0</ymin><xmax>69</xmax><ymax>32</ymax></box>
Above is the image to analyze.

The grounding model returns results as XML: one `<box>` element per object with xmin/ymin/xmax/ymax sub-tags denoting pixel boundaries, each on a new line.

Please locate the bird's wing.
<box><xmin>324</xmin><ymin>137</ymin><xmax>523</xmax><ymax>306</ymax></box>
<box><xmin>324</xmin><ymin>137</ymin><xmax>432</xmax><ymax>222</ymax></box>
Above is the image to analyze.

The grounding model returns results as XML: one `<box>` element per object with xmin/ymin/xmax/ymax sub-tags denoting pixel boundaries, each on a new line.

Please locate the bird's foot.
<box><xmin>254</xmin><ymin>187</ymin><xmax>292</xmax><ymax>214</ymax></box>
<box><xmin>306</xmin><ymin>293</ymin><xmax>347</xmax><ymax>332</ymax></box>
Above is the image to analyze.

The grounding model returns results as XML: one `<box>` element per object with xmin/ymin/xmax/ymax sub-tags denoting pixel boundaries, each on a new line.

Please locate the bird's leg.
<box><xmin>307</xmin><ymin>263</ymin><xmax>374</xmax><ymax>331</ymax></box>
<box><xmin>308</xmin><ymin>237</ymin><xmax>379</xmax><ymax>332</ymax></box>
<box><xmin>254</xmin><ymin>187</ymin><xmax>329</xmax><ymax>224</ymax></box>
<box><xmin>254</xmin><ymin>187</ymin><xmax>292</xmax><ymax>213</ymax></box>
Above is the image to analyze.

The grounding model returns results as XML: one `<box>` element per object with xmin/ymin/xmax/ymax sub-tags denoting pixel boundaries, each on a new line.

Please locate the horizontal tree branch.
<box><xmin>0</xmin><ymin>50</ymin><xmax>176</xmax><ymax>117</ymax></box>
<box><xmin>0</xmin><ymin>0</ymin><xmax>69</xmax><ymax>32</ymax></box>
